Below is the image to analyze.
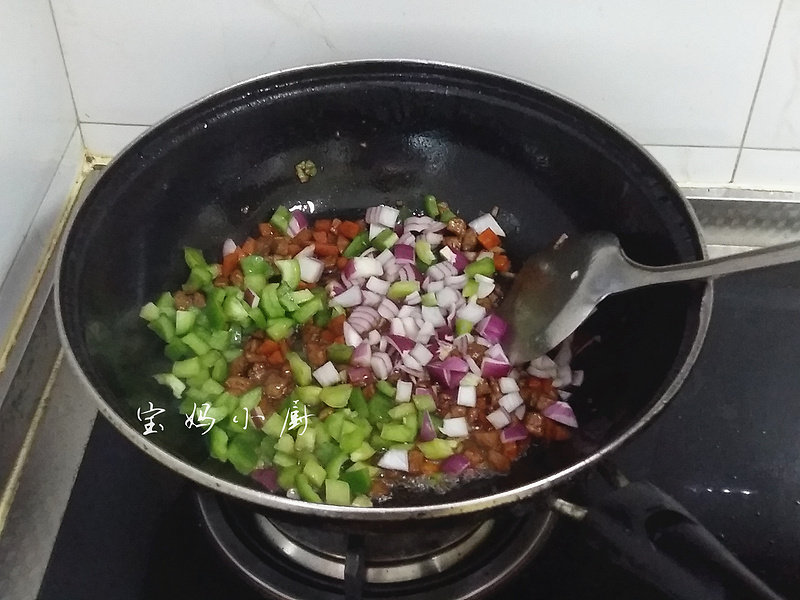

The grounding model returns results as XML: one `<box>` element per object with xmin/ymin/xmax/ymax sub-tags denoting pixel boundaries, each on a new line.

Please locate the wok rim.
<box><xmin>55</xmin><ymin>59</ymin><xmax>713</xmax><ymax>521</ymax></box>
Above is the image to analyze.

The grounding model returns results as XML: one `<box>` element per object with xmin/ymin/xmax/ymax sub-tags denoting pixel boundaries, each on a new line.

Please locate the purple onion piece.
<box><xmin>500</xmin><ymin>422</ymin><xmax>529</xmax><ymax>443</ymax></box>
<box><xmin>542</xmin><ymin>401</ymin><xmax>578</xmax><ymax>428</ymax></box>
<box><xmin>440</xmin><ymin>453</ymin><xmax>471</xmax><ymax>476</ymax></box>
<box><xmin>251</xmin><ymin>467</ymin><xmax>280</xmax><ymax>492</ymax></box>
<box><xmin>418</xmin><ymin>411</ymin><xmax>436</xmax><ymax>442</ymax></box>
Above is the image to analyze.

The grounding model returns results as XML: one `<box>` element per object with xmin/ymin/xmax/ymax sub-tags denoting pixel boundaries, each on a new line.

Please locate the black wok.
<box><xmin>56</xmin><ymin>61</ymin><xmax>779</xmax><ymax>599</ymax></box>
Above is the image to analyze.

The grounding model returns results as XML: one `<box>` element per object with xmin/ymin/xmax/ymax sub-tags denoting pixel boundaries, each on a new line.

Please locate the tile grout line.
<box><xmin>731</xmin><ymin>0</ymin><xmax>784</xmax><ymax>183</ymax></box>
<box><xmin>81</xmin><ymin>121</ymin><xmax>153</xmax><ymax>128</ymax></box>
<box><xmin>47</xmin><ymin>0</ymin><xmax>85</xmax><ymax>148</ymax></box>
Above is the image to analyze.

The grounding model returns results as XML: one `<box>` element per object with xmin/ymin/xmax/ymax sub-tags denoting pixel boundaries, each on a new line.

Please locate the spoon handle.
<box><xmin>623</xmin><ymin>238</ymin><xmax>800</xmax><ymax>288</ymax></box>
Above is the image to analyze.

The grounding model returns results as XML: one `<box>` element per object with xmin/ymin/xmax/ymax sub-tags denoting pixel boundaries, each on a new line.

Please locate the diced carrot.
<box><xmin>221</xmin><ymin>248</ymin><xmax>243</xmax><ymax>277</ymax></box>
<box><xmin>330</xmin><ymin>218</ymin><xmax>342</xmax><ymax>233</ymax></box>
<box><xmin>320</xmin><ymin>330</ymin><xmax>335</xmax><ymax>343</ymax></box>
<box><xmin>258</xmin><ymin>222</ymin><xmax>275</xmax><ymax>237</ymax></box>
<box><xmin>315</xmin><ymin>243</ymin><xmax>340</xmax><ymax>257</ymax></box>
<box><xmin>336</xmin><ymin>256</ymin><xmax>349</xmax><ymax>270</ymax></box>
<box><xmin>314</xmin><ymin>219</ymin><xmax>332</xmax><ymax>232</ymax></box>
<box><xmin>328</xmin><ymin>314</ymin><xmax>346</xmax><ymax>336</ymax></box>
<box><xmin>334</xmin><ymin>335</ymin><xmax>345</xmax><ymax>345</ymax></box>
<box><xmin>420</xmin><ymin>460</ymin><xmax>440</xmax><ymax>475</ymax></box>
<box><xmin>336</xmin><ymin>235</ymin><xmax>350</xmax><ymax>252</ymax></box>
<box><xmin>322</xmin><ymin>255</ymin><xmax>337</xmax><ymax>267</ymax></box>
<box><xmin>313</xmin><ymin>230</ymin><xmax>329</xmax><ymax>245</ymax></box>
<box><xmin>288</xmin><ymin>244</ymin><xmax>301</xmax><ymax>256</ymax></box>
<box><xmin>494</xmin><ymin>254</ymin><xmax>510</xmax><ymax>272</ymax></box>
<box><xmin>241</xmin><ymin>237</ymin><xmax>257</xmax><ymax>255</ymax></box>
<box><xmin>477</xmin><ymin>229</ymin><xmax>501</xmax><ymax>251</ymax></box>
<box><xmin>278</xmin><ymin>339</ymin><xmax>290</xmax><ymax>357</ymax></box>
<box><xmin>528</xmin><ymin>377</ymin><xmax>543</xmax><ymax>389</ymax></box>
<box><xmin>258</xmin><ymin>339</ymin><xmax>280</xmax><ymax>356</ymax></box>
<box><xmin>337</xmin><ymin>220</ymin><xmax>360</xmax><ymax>240</ymax></box>
<box><xmin>292</xmin><ymin>229</ymin><xmax>313</xmax><ymax>245</ymax></box>
<box><xmin>267</xmin><ymin>350</ymin><xmax>284</xmax><ymax>365</ymax></box>
<box><xmin>297</xmin><ymin>281</ymin><xmax>317</xmax><ymax>290</ymax></box>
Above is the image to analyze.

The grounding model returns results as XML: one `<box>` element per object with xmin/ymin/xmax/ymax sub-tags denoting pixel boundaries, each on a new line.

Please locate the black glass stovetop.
<box><xmin>38</xmin><ymin>266</ymin><xmax>800</xmax><ymax>600</ymax></box>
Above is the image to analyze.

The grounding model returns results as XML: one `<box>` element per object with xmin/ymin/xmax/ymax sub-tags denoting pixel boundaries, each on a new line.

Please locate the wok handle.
<box><xmin>553</xmin><ymin>482</ymin><xmax>784</xmax><ymax>600</ymax></box>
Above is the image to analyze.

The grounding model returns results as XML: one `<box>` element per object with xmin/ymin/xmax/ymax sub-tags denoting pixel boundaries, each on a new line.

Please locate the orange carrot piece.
<box><xmin>241</xmin><ymin>237</ymin><xmax>257</xmax><ymax>255</ymax></box>
<box><xmin>267</xmin><ymin>350</ymin><xmax>284</xmax><ymax>365</ymax></box>
<box><xmin>314</xmin><ymin>243</ymin><xmax>340</xmax><ymax>257</ymax></box>
<box><xmin>221</xmin><ymin>248</ymin><xmax>243</xmax><ymax>277</ymax></box>
<box><xmin>493</xmin><ymin>254</ymin><xmax>510</xmax><ymax>272</ymax></box>
<box><xmin>314</xmin><ymin>219</ymin><xmax>332</xmax><ymax>232</ymax></box>
<box><xmin>477</xmin><ymin>229</ymin><xmax>501</xmax><ymax>250</ymax></box>
<box><xmin>337</xmin><ymin>220</ymin><xmax>360</xmax><ymax>240</ymax></box>
<box><xmin>258</xmin><ymin>339</ymin><xmax>280</xmax><ymax>356</ymax></box>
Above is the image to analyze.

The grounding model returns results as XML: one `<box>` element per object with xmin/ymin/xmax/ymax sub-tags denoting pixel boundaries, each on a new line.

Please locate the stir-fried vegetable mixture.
<box><xmin>140</xmin><ymin>196</ymin><xmax>583</xmax><ymax>506</ymax></box>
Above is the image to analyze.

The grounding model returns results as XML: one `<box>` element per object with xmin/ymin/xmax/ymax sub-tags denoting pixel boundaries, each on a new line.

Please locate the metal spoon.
<box><xmin>497</xmin><ymin>232</ymin><xmax>800</xmax><ymax>364</ymax></box>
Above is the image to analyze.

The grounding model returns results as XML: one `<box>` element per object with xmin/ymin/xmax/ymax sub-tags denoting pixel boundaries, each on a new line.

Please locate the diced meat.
<box><xmin>461</xmin><ymin>228</ymin><xmax>478</xmax><ymax>251</ymax></box>
<box><xmin>446</xmin><ymin>218</ymin><xmax>466</xmax><ymax>236</ymax></box>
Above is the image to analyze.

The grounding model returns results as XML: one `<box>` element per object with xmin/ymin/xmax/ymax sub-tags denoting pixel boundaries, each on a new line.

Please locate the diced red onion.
<box><xmin>331</xmin><ymin>285</ymin><xmax>362</xmax><ymax>308</ymax></box>
<box><xmin>500</xmin><ymin>423</ymin><xmax>529</xmax><ymax>443</ymax></box>
<box><xmin>452</xmin><ymin>250</ymin><xmax>469</xmax><ymax>272</ymax></box>
<box><xmin>297</xmin><ymin>256</ymin><xmax>324</xmax><ymax>284</ymax></box>
<box><xmin>485</xmin><ymin>343</ymin><xmax>510</xmax><ymax>363</ymax></box>
<box><xmin>378</xmin><ymin>448</ymin><xmax>409</xmax><ymax>472</ymax></box>
<box><xmin>244</xmin><ymin>289</ymin><xmax>259</xmax><ymax>308</ymax></box>
<box><xmin>452</xmin><ymin>334</ymin><xmax>471</xmax><ymax>355</ymax></box>
<box><xmin>366</xmin><ymin>276</ymin><xmax>390</xmax><ymax>295</ymax></box>
<box><xmin>456</xmin><ymin>301</ymin><xmax>486</xmax><ymax>324</ymax></box>
<box><xmin>553</xmin><ymin>365</ymin><xmax>572</xmax><ymax>389</ymax></box>
<box><xmin>572</xmin><ymin>370</ymin><xmax>585</xmax><ymax>387</ymax></box>
<box><xmin>475</xmin><ymin>314</ymin><xmax>508</xmax><ymax>344</ymax></box>
<box><xmin>367</xmin><ymin>330</ymin><xmax>381</xmax><ymax>345</ymax></box>
<box><xmin>387</xmin><ymin>334</ymin><xmax>415</xmax><ymax>353</ymax></box>
<box><xmin>396</xmin><ymin>380</ymin><xmax>413</xmax><ymax>403</ymax></box>
<box><xmin>528</xmin><ymin>355</ymin><xmax>558</xmax><ymax>378</ymax></box>
<box><xmin>481</xmin><ymin>357</ymin><xmax>512</xmax><ymax>378</ymax></box>
<box><xmin>376</xmin><ymin>298</ymin><xmax>398</xmax><ymax>320</ymax></box>
<box><xmin>424</xmin><ymin>231</ymin><xmax>443</xmax><ymax>246</ymax></box>
<box><xmin>558</xmin><ymin>390</ymin><xmax>572</xmax><ymax>401</ymax></box>
<box><xmin>498</xmin><ymin>392</ymin><xmax>523</xmax><ymax>412</ymax></box>
<box><xmin>378</xmin><ymin>337</ymin><xmax>387</xmax><ymax>352</ymax></box>
<box><xmin>475</xmin><ymin>274</ymin><xmax>495</xmax><ymax>299</ymax></box>
<box><xmin>222</xmin><ymin>238</ymin><xmax>237</xmax><ymax>256</ymax></box>
<box><xmin>442</xmin><ymin>356</ymin><xmax>469</xmax><ymax>373</ymax></box>
<box><xmin>371</xmin><ymin>352</ymin><xmax>392</xmax><ymax>380</ymax></box>
<box><xmin>352</xmin><ymin>342</ymin><xmax>372</xmax><ymax>367</ymax></box>
<box><xmin>418</xmin><ymin>411</ymin><xmax>436</xmax><ymax>442</ymax></box>
<box><xmin>353</xmin><ymin>257</ymin><xmax>383</xmax><ymax>278</ymax></box>
<box><xmin>296</xmin><ymin>245</ymin><xmax>316</xmax><ymax>259</ymax></box>
<box><xmin>416</xmin><ymin>322</ymin><xmax>435</xmax><ymax>344</ymax></box>
<box><xmin>287</xmin><ymin>210</ymin><xmax>308</xmax><ymax>237</ymax></box>
<box><xmin>410</xmin><ymin>343</ymin><xmax>433</xmax><ymax>366</ymax></box>
<box><xmin>399</xmin><ymin>364</ymin><xmax>425</xmax><ymax>379</ymax></box>
<box><xmin>469</xmin><ymin>213</ymin><xmax>506</xmax><ymax>236</ymax></box>
<box><xmin>375</xmin><ymin>249</ymin><xmax>394</xmax><ymax>265</ymax></box>
<box><xmin>457</xmin><ymin>385</ymin><xmax>477</xmax><ymax>407</ymax></box>
<box><xmin>424</xmin><ymin>279</ymin><xmax>445</xmax><ymax>293</ymax></box>
<box><xmin>401</xmin><ymin>317</ymin><xmax>419</xmax><ymax>339</ymax></box>
<box><xmin>313</xmin><ymin>361</ymin><xmax>340</xmax><ymax>387</ymax></box>
<box><xmin>369</xmin><ymin>223</ymin><xmax>387</xmax><ymax>240</ymax></box>
<box><xmin>435</xmin><ymin>287</ymin><xmax>461</xmax><ymax>311</ymax></box>
<box><xmin>405</xmin><ymin>291</ymin><xmax>421</xmax><ymax>305</ymax></box>
<box><xmin>499</xmin><ymin>377</ymin><xmax>519</xmax><ymax>393</ymax></box>
<box><xmin>465</xmin><ymin>356</ymin><xmax>481</xmax><ymax>376</ymax></box>
<box><xmin>366</xmin><ymin>205</ymin><xmax>400</xmax><ymax>228</ymax></box>
<box><xmin>402</xmin><ymin>353</ymin><xmax>422</xmax><ymax>370</ymax></box>
<box><xmin>403</xmin><ymin>216</ymin><xmax>435</xmax><ymax>232</ymax></box>
<box><xmin>349</xmin><ymin>306</ymin><xmax>380</xmax><ymax>334</ymax></box>
<box><xmin>542</xmin><ymin>401</ymin><xmax>578</xmax><ymax>428</ymax></box>
<box><xmin>347</xmin><ymin>366</ymin><xmax>372</xmax><ymax>384</ymax></box>
<box><xmin>393</xmin><ymin>244</ymin><xmax>415</xmax><ymax>264</ymax></box>
<box><xmin>397</xmin><ymin>232</ymin><xmax>416</xmax><ymax>246</ymax></box>
<box><xmin>514</xmin><ymin>404</ymin><xmax>526</xmax><ymax>419</ymax></box>
<box><xmin>326</xmin><ymin>280</ymin><xmax>344</xmax><ymax>298</ymax></box>
<box><xmin>440</xmin><ymin>453</ymin><xmax>470</xmax><ymax>476</ymax></box>
<box><xmin>440</xmin><ymin>416</ymin><xmax>469</xmax><ymax>438</ymax></box>
<box><xmin>362</xmin><ymin>290</ymin><xmax>382</xmax><ymax>307</ymax></box>
<box><xmin>343</xmin><ymin>322</ymin><xmax>363</xmax><ymax>347</ymax></box>
<box><xmin>421</xmin><ymin>306</ymin><xmax>446</xmax><ymax>327</ymax></box>
<box><xmin>251</xmin><ymin>467</ymin><xmax>280</xmax><ymax>492</ymax></box>
<box><xmin>487</xmin><ymin>408</ymin><xmax>511</xmax><ymax>429</ymax></box>
<box><xmin>389</xmin><ymin>318</ymin><xmax>406</xmax><ymax>336</ymax></box>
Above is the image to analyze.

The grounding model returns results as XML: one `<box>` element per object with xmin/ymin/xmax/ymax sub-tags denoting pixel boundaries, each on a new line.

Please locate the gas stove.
<box><xmin>2</xmin><ymin>182</ymin><xmax>799</xmax><ymax>600</ymax></box>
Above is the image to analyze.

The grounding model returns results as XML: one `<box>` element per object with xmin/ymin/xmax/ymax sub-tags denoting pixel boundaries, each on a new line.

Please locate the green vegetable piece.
<box><xmin>264</xmin><ymin>412</ymin><xmax>285</xmax><ymax>438</ymax></box>
<box><xmin>243</xmin><ymin>273</ymin><xmax>267</xmax><ymax>293</ymax></box>
<box><xmin>208</xmin><ymin>427</ymin><xmax>228</xmax><ymax>461</ymax></box>
<box><xmin>270</xmin><ymin>206</ymin><xmax>291</xmax><ymax>234</ymax></box>
<box><xmin>294</xmin><ymin>427</ymin><xmax>316</xmax><ymax>453</ymax></box>
<box><xmin>155</xmin><ymin>291</ymin><xmax>176</xmax><ymax>313</ymax></box>
<box><xmin>314</xmin><ymin>440</ymin><xmax>340</xmax><ymax>465</ymax></box>
<box><xmin>324</xmin><ymin>411</ymin><xmax>346</xmax><ymax>441</ymax></box>
<box><xmin>324</xmin><ymin>479</ymin><xmax>351</xmax><ymax>506</ymax></box>
<box><xmin>183</xmin><ymin>266</ymin><xmax>213</xmax><ymax>293</ymax></box>
<box><xmin>420</xmin><ymin>292</ymin><xmax>438</xmax><ymax>307</ymax></box>
<box><xmin>342</xmin><ymin>231</ymin><xmax>369</xmax><ymax>258</ymax></box>
<box><xmin>348</xmin><ymin>387</ymin><xmax>369</xmax><ymax>419</ymax></box>
<box><xmin>349</xmin><ymin>441</ymin><xmax>375</xmax><ymax>462</ymax></box>
<box><xmin>415</xmin><ymin>240</ymin><xmax>436</xmax><ymax>265</ymax></box>
<box><xmin>375</xmin><ymin>380</ymin><xmax>395</xmax><ymax>398</ymax></box>
<box><xmin>371</xmin><ymin>228</ymin><xmax>398</xmax><ymax>251</ymax></box>
<box><xmin>291</xmin><ymin>297</ymin><xmax>323</xmax><ymax>324</ymax></box>
<box><xmin>239</xmin><ymin>254</ymin><xmax>271</xmax><ymax>276</ymax></box>
<box><xmin>171</xmin><ymin>356</ymin><xmax>202</xmax><ymax>379</ymax></box>
<box><xmin>207</xmin><ymin>329</ymin><xmax>231</xmax><ymax>351</ymax></box>
<box><xmin>339</xmin><ymin>468</ymin><xmax>371</xmax><ymax>496</ymax></box>
<box><xmin>287</xmin><ymin>352</ymin><xmax>313</xmax><ymax>386</ymax></box>
<box><xmin>368</xmin><ymin>393</ymin><xmax>394</xmax><ymax>425</ymax></box>
<box><xmin>148</xmin><ymin>314</ymin><xmax>176</xmax><ymax>343</ymax></box>
<box><xmin>423</xmin><ymin>194</ymin><xmax>439</xmax><ymax>218</ymax></box>
<box><xmin>417</xmin><ymin>438</ymin><xmax>454</xmax><ymax>460</ymax></box>
<box><xmin>139</xmin><ymin>302</ymin><xmax>160</xmax><ymax>322</ymax></box>
<box><xmin>465</xmin><ymin>257</ymin><xmax>496</xmax><ymax>277</ymax></box>
<box><xmin>387</xmin><ymin>281</ymin><xmax>420</xmax><ymax>300</ymax></box>
<box><xmin>238</xmin><ymin>387</ymin><xmax>263</xmax><ymax>410</ymax></box>
<box><xmin>438</xmin><ymin>205</ymin><xmax>457</xmax><ymax>223</ymax></box>
<box><xmin>275</xmin><ymin>434</ymin><xmax>296</xmax><ymax>455</ymax></box>
<box><xmin>277</xmin><ymin>287</ymin><xmax>300</xmax><ymax>312</ymax></box>
<box><xmin>277</xmin><ymin>465</ymin><xmax>300</xmax><ymax>490</ymax></box>
<box><xmin>462</xmin><ymin>279</ymin><xmax>479</xmax><ymax>298</ymax></box>
<box><xmin>259</xmin><ymin>435</ymin><xmax>278</xmax><ymax>463</ymax></box>
<box><xmin>276</xmin><ymin>259</ymin><xmax>301</xmax><ymax>290</ymax></box>
<box><xmin>223</xmin><ymin>296</ymin><xmax>250</xmax><ymax>324</ymax></box>
<box><xmin>227</xmin><ymin>435</ymin><xmax>259</xmax><ymax>474</ymax></box>
<box><xmin>314</xmin><ymin>308</ymin><xmax>331</xmax><ymax>328</ymax></box>
<box><xmin>164</xmin><ymin>339</ymin><xmax>191</xmax><ymax>362</ymax></box>
<box><xmin>454</xmin><ymin>317</ymin><xmax>473</xmax><ymax>336</ymax></box>
<box><xmin>403</xmin><ymin>412</ymin><xmax>418</xmax><ymax>436</ymax></box>
<box><xmin>351</xmin><ymin>495</ymin><xmax>373</xmax><ymax>507</ymax></box>
<box><xmin>303</xmin><ymin>458</ymin><xmax>327</xmax><ymax>488</ymax></box>
<box><xmin>214</xmin><ymin>392</ymin><xmax>238</xmax><ymax>418</ymax></box>
<box><xmin>153</xmin><ymin>373</ymin><xmax>186</xmax><ymax>398</ymax></box>
<box><xmin>211</xmin><ymin>357</ymin><xmax>228</xmax><ymax>383</ymax></box>
<box><xmin>387</xmin><ymin>402</ymin><xmax>416</xmax><ymax>420</ymax></box>
<box><xmin>319</xmin><ymin>384</ymin><xmax>353</xmax><ymax>408</ymax></box>
<box><xmin>296</xmin><ymin>385</ymin><xmax>322</xmax><ymax>406</ymax></box>
<box><xmin>412</xmin><ymin>394</ymin><xmax>436</xmax><ymax>412</ymax></box>
<box><xmin>290</xmin><ymin>289</ymin><xmax>314</xmax><ymax>304</ymax></box>
<box><xmin>327</xmin><ymin>343</ymin><xmax>354</xmax><ymax>364</ymax></box>
<box><xmin>381</xmin><ymin>423</ymin><xmax>415</xmax><ymax>443</ymax></box>
<box><xmin>184</xmin><ymin>247</ymin><xmax>208</xmax><ymax>270</ymax></box>
<box><xmin>201</xmin><ymin>378</ymin><xmax>225</xmax><ymax>396</ymax></box>
<box><xmin>338</xmin><ymin>426</ymin><xmax>366</xmax><ymax>454</ymax></box>
<box><xmin>205</xmin><ymin>297</ymin><xmax>226</xmax><ymax>331</ymax></box>
<box><xmin>296</xmin><ymin>473</ymin><xmax>323</xmax><ymax>503</ymax></box>
<box><xmin>246</xmin><ymin>305</ymin><xmax>268</xmax><ymax>330</ymax></box>
<box><xmin>326</xmin><ymin>451</ymin><xmax>349</xmax><ymax>480</ymax></box>
<box><xmin>181</xmin><ymin>331</ymin><xmax>210</xmax><ymax>356</ymax></box>
<box><xmin>259</xmin><ymin>284</ymin><xmax>285</xmax><ymax>318</ymax></box>
<box><xmin>265</xmin><ymin>317</ymin><xmax>295</xmax><ymax>341</ymax></box>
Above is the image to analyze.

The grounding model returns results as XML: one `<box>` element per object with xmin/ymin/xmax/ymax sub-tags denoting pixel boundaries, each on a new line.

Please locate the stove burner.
<box><xmin>197</xmin><ymin>491</ymin><xmax>556</xmax><ymax>600</ymax></box>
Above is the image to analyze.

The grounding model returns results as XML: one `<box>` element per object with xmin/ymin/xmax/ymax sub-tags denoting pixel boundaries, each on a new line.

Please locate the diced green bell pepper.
<box><xmin>291</xmin><ymin>297</ymin><xmax>322</xmax><ymax>324</ymax></box>
<box><xmin>462</xmin><ymin>279</ymin><xmax>479</xmax><ymax>298</ymax></box>
<box><xmin>387</xmin><ymin>402</ymin><xmax>416</xmax><ymax>420</ymax></box>
<box><xmin>259</xmin><ymin>284</ymin><xmax>285</xmax><ymax>318</ymax></box>
<box><xmin>270</xmin><ymin>206</ymin><xmax>291</xmax><ymax>234</ymax></box>
<box><xmin>265</xmin><ymin>317</ymin><xmax>295</xmax><ymax>341</ymax></box>
<box><xmin>208</xmin><ymin>427</ymin><xmax>228</xmax><ymax>461</ymax></box>
<box><xmin>153</xmin><ymin>373</ymin><xmax>186</xmax><ymax>398</ymax></box>
<box><xmin>412</xmin><ymin>394</ymin><xmax>436</xmax><ymax>412</ymax></box>
<box><xmin>387</xmin><ymin>281</ymin><xmax>420</xmax><ymax>300</ymax></box>
<box><xmin>239</xmin><ymin>254</ymin><xmax>271</xmax><ymax>276</ymax></box>
<box><xmin>375</xmin><ymin>380</ymin><xmax>395</xmax><ymax>398</ymax></box>
<box><xmin>303</xmin><ymin>458</ymin><xmax>327</xmax><ymax>488</ymax></box>
<box><xmin>139</xmin><ymin>302</ymin><xmax>160</xmax><ymax>322</ymax></box>
<box><xmin>349</xmin><ymin>441</ymin><xmax>375</xmax><ymax>462</ymax></box>
<box><xmin>327</xmin><ymin>343</ymin><xmax>353</xmax><ymax>364</ymax></box>
<box><xmin>371</xmin><ymin>229</ymin><xmax>398</xmax><ymax>251</ymax></box>
<box><xmin>348</xmin><ymin>387</ymin><xmax>369</xmax><ymax>419</ymax></box>
<box><xmin>148</xmin><ymin>314</ymin><xmax>176</xmax><ymax>342</ymax></box>
<box><xmin>417</xmin><ymin>438</ymin><xmax>454</xmax><ymax>460</ymax></box>
<box><xmin>423</xmin><ymin>194</ymin><xmax>439</xmax><ymax>218</ymax></box>
<box><xmin>381</xmin><ymin>422</ymin><xmax>416</xmax><ymax>443</ymax></box>
<box><xmin>324</xmin><ymin>479</ymin><xmax>351</xmax><ymax>506</ymax></box>
<box><xmin>227</xmin><ymin>434</ymin><xmax>260</xmax><ymax>474</ymax></box>
<box><xmin>297</xmin><ymin>385</ymin><xmax>322</xmax><ymax>406</ymax></box>
<box><xmin>277</xmin><ymin>465</ymin><xmax>300</xmax><ymax>490</ymax></box>
<box><xmin>368</xmin><ymin>393</ymin><xmax>394</xmax><ymax>425</ymax></box>
<box><xmin>276</xmin><ymin>259</ymin><xmax>300</xmax><ymax>290</ymax></box>
<box><xmin>415</xmin><ymin>240</ymin><xmax>436</xmax><ymax>265</ymax></box>
<box><xmin>172</xmin><ymin>356</ymin><xmax>203</xmax><ymax>378</ymax></box>
<box><xmin>454</xmin><ymin>318</ymin><xmax>473</xmax><ymax>336</ymax></box>
<box><xmin>287</xmin><ymin>352</ymin><xmax>312</xmax><ymax>386</ymax></box>
<box><xmin>295</xmin><ymin>473</ymin><xmax>323</xmax><ymax>503</ymax></box>
<box><xmin>319</xmin><ymin>384</ymin><xmax>353</xmax><ymax>408</ymax></box>
<box><xmin>339</xmin><ymin>468</ymin><xmax>371</xmax><ymax>496</ymax></box>
<box><xmin>326</xmin><ymin>451</ymin><xmax>349</xmax><ymax>480</ymax></box>
<box><xmin>465</xmin><ymin>257</ymin><xmax>496</xmax><ymax>277</ymax></box>
<box><xmin>342</xmin><ymin>232</ymin><xmax>369</xmax><ymax>258</ymax></box>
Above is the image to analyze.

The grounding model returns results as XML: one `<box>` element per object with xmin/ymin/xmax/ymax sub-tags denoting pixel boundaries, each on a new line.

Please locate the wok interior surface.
<box><xmin>58</xmin><ymin>62</ymin><xmax>707</xmax><ymax>514</ymax></box>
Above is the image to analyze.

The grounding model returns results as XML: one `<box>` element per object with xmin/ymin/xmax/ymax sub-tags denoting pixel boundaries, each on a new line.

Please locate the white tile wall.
<box><xmin>0</xmin><ymin>0</ymin><xmax>79</xmax><ymax>339</ymax></box>
<box><xmin>644</xmin><ymin>146</ymin><xmax>739</xmax><ymax>186</ymax></box>
<box><xmin>735</xmin><ymin>149</ymin><xmax>800</xmax><ymax>189</ymax></box>
<box><xmin>80</xmin><ymin>123</ymin><xmax>148</xmax><ymax>157</ymax></box>
<box><xmin>54</xmin><ymin>1</ymin><xmax>776</xmax><ymax>147</ymax></box>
